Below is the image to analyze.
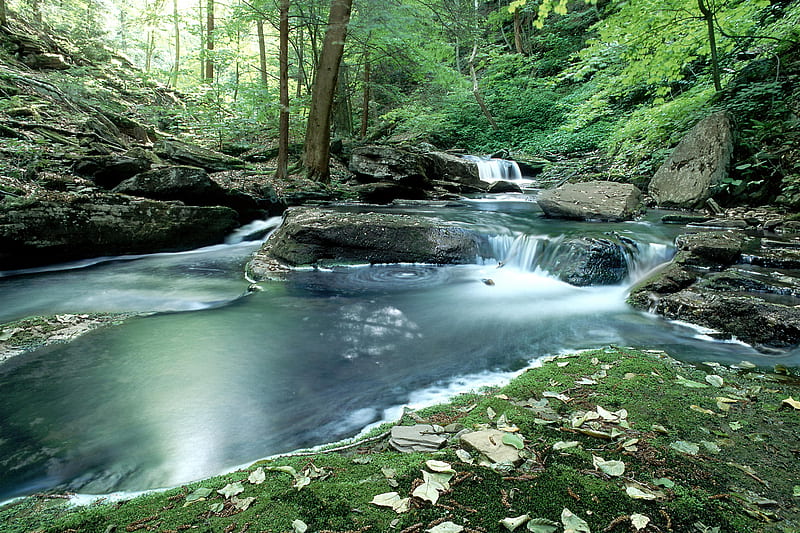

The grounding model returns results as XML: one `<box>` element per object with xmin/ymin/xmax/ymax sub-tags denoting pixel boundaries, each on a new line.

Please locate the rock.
<box><xmin>537</xmin><ymin>181</ymin><xmax>643</xmax><ymax>222</ymax></box>
<box><xmin>389</xmin><ymin>424</ymin><xmax>447</xmax><ymax>453</ymax></box>
<box><xmin>0</xmin><ymin>193</ymin><xmax>239</xmax><ymax>270</ymax></box>
<box><xmin>349</xmin><ymin>145</ymin><xmax>429</xmax><ymax>187</ymax></box>
<box><xmin>488</xmin><ymin>180</ymin><xmax>523</xmax><ymax>194</ymax></box>
<box><xmin>23</xmin><ymin>52</ymin><xmax>70</xmax><ymax>70</ymax></box>
<box><xmin>627</xmin><ymin>263</ymin><xmax>699</xmax><ymax>309</ymax></box>
<box><xmin>459</xmin><ymin>430</ymin><xmax>522</xmax><ymax>465</ymax></box>
<box><xmin>113</xmin><ymin>166</ymin><xmax>225</xmax><ymax>205</ymax></box>
<box><xmin>353</xmin><ymin>182</ymin><xmax>428</xmax><ymax>204</ymax></box>
<box><xmin>689</xmin><ymin>218</ymin><xmax>749</xmax><ymax>229</ymax></box>
<box><xmin>422</xmin><ymin>152</ymin><xmax>485</xmax><ymax>192</ymax></box>
<box><xmin>675</xmin><ymin>231</ymin><xmax>751</xmax><ymax>267</ymax></box>
<box><xmin>247</xmin><ymin>207</ymin><xmax>488</xmax><ymax>278</ymax></box>
<box><xmin>155</xmin><ymin>139</ymin><xmax>245</xmax><ymax>171</ymax></box>
<box><xmin>648</xmin><ymin>112</ymin><xmax>734</xmax><ymax>209</ymax></box>
<box><xmin>74</xmin><ymin>154</ymin><xmax>153</xmax><ymax>188</ymax></box>
<box><xmin>661</xmin><ymin>214</ymin><xmax>713</xmax><ymax>225</ymax></box>
<box><xmin>538</xmin><ymin>236</ymin><xmax>636</xmax><ymax>286</ymax></box>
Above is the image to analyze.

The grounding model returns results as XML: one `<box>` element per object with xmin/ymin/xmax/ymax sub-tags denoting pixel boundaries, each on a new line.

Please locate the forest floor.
<box><xmin>2</xmin><ymin>347</ymin><xmax>799</xmax><ymax>533</ymax></box>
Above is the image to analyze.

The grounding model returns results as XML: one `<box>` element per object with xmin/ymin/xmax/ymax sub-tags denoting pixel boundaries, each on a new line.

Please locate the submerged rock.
<box><xmin>247</xmin><ymin>207</ymin><xmax>488</xmax><ymax>279</ymax></box>
<box><xmin>537</xmin><ymin>181</ymin><xmax>643</xmax><ymax>222</ymax></box>
<box><xmin>538</xmin><ymin>236</ymin><xmax>636</xmax><ymax>286</ymax></box>
<box><xmin>648</xmin><ymin>111</ymin><xmax>734</xmax><ymax>209</ymax></box>
<box><xmin>0</xmin><ymin>192</ymin><xmax>238</xmax><ymax>270</ymax></box>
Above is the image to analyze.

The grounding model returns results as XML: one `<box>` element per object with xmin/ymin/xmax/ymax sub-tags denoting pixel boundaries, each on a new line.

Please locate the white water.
<box><xmin>462</xmin><ymin>155</ymin><xmax>534</xmax><ymax>186</ymax></box>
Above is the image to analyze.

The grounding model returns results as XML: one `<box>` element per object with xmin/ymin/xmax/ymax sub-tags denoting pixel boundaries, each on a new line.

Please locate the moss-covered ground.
<box><xmin>2</xmin><ymin>347</ymin><xmax>799</xmax><ymax>533</ymax></box>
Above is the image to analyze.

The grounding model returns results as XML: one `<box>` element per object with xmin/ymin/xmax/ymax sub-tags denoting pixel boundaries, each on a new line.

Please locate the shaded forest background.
<box><xmin>1</xmin><ymin>0</ymin><xmax>800</xmax><ymax>206</ymax></box>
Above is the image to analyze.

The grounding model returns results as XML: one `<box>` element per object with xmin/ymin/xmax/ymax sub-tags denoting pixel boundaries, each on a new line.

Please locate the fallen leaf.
<box><xmin>426</xmin><ymin>460</ymin><xmax>455</xmax><ymax>473</ymax></box>
<box><xmin>623</xmin><ymin>372</ymin><xmax>637</xmax><ymax>380</ymax></box>
<box><xmin>592</xmin><ymin>455</ymin><xmax>625</xmax><ymax>477</ymax></box>
<box><xmin>653</xmin><ymin>477</ymin><xmax>675</xmax><ymax>488</ymax></box>
<box><xmin>553</xmin><ymin>441</ymin><xmax>580</xmax><ymax>451</ymax></box>
<box><xmin>792</xmin><ymin>485</ymin><xmax>800</xmax><ymax>497</ymax></box>
<box><xmin>293</xmin><ymin>475</ymin><xmax>311</xmax><ymax>490</ymax></box>
<box><xmin>782</xmin><ymin>397</ymin><xmax>800</xmax><ymax>410</ymax></box>
<box><xmin>265</xmin><ymin>465</ymin><xmax>298</xmax><ymax>476</ymax></box>
<box><xmin>382</xmin><ymin>466</ymin><xmax>397</xmax><ymax>479</ymax></box>
<box><xmin>631</xmin><ymin>513</ymin><xmax>650</xmax><ymax>531</ymax></box>
<box><xmin>232</xmin><ymin>496</ymin><xmax>255</xmax><ymax>511</ymax></box>
<box><xmin>729</xmin><ymin>421</ymin><xmax>743</xmax><ymax>431</ymax></box>
<box><xmin>208</xmin><ymin>502</ymin><xmax>224</xmax><ymax>513</ymax></box>
<box><xmin>561</xmin><ymin>508</ymin><xmax>591</xmax><ymax>533</ymax></box>
<box><xmin>575</xmin><ymin>378</ymin><xmax>597</xmax><ymax>385</ymax></box>
<box><xmin>651</xmin><ymin>424</ymin><xmax>668</xmax><ymax>434</ymax></box>
<box><xmin>676</xmin><ymin>375</ymin><xmax>708</xmax><ymax>388</ymax></box>
<box><xmin>526</xmin><ymin>518</ymin><xmax>559</xmax><ymax>533</ymax></box>
<box><xmin>371</xmin><ymin>492</ymin><xmax>411</xmax><ymax>513</ymax></box>
<box><xmin>500</xmin><ymin>514</ymin><xmax>530</xmax><ymax>531</ymax></box>
<box><xmin>543</xmin><ymin>391</ymin><xmax>571</xmax><ymax>402</ymax></box>
<box><xmin>292</xmin><ymin>519</ymin><xmax>308</xmax><ymax>533</ymax></box>
<box><xmin>427</xmin><ymin>522</ymin><xmax>464</xmax><ymax>533</ymax></box>
<box><xmin>690</xmin><ymin>405</ymin><xmax>716</xmax><ymax>415</ymax></box>
<box><xmin>185</xmin><ymin>487</ymin><xmax>213</xmax><ymax>504</ymax></box>
<box><xmin>502</xmin><ymin>433</ymin><xmax>525</xmax><ymax>450</ymax></box>
<box><xmin>487</xmin><ymin>406</ymin><xmax>497</xmax><ymax>420</ymax></box>
<box><xmin>217</xmin><ymin>482</ymin><xmax>245</xmax><ymax>499</ymax></box>
<box><xmin>412</xmin><ymin>482</ymin><xmax>441</xmax><ymax>504</ymax></box>
<box><xmin>670</xmin><ymin>441</ymin><xmax>700</xmax><ymax>455</ymax></box>
<box><xmin>495</xmin><ymin>394</ymin><xmax>510</xmax><ymax>400</ymax></box>
<box><xmin>248</xmin><ymin>467</ymin><xmax>266</xmax><ymax>485</ymax></box>
<box><xmin>701</xmin><ymin>441</ymin><xmax>721</xmax><ymax>454</ymax></box>
<box><xmin>557</xmin><ymin>361</ymin><xmax>570</xmax><ymax>367</ymax></box>
<box><xmin>626</xmin><ymin>486</ymin><xmax>658</xmax><ymax>500</ymax></box>
<box><xmin>705</xmin><ymin>375</ymin><xmax>724</xmax><ymax>387</ymax></box>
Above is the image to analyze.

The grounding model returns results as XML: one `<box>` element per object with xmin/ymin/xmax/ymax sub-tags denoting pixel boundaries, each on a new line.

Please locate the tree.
<box><xmin>276</xmin><ymin>0</ymin><xmax>290</xmax><ymax>181</ymax></box>
<box><xmin>0</xmin><ymin>0</ymin><xmax>7</xmax><ymax>27</ymax></box>
<box><xmin>302</xmin><ymin>0</ymin><xmax>353</xmax><ymax>183</ymax></box>
<box><xmin>205</xmin><ymin>0</ymin><xmax>214</xmax><ymax>81</ymax></box>
<box><xmin>171</xmin><ymin>0</ymin><xmax>181</xmax><ymax>87</ymax></box>
<box><xmin>256</xmin><ymin>18</ymin><xmax>269</xmax><ymax>88</ymax></box>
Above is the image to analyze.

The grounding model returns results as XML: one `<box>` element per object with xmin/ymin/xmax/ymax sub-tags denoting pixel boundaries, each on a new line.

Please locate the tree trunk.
<box><xmin>513</xmin><ymin>11</ymin><xmax>525</xmax><ymax>55</ymax></box>
<box><xmin>205</xmin><ymin>0</ymin><xmax>214</xmax><ymax>82</ymax></box>
<box><xmin>698</xmin><ymin>0</ymin><xmax>721</xmax><ymax>91</ymax></box>
<box><xmin>360</xmin><ymin>48</ymin><xmax>370</xmax><ymax>138</ymax></box>
<box><xmin>256</xmin><ymin>19</ymin><xmax>268</xmax><ymax>88</ymax></box>
<box><xmin>332</xmin><ymin>63</ymin><xmax>352</xmax><ymax>137</ymax></box>
<box><xmin>198</xmin><ymin>0</ymin><xmax>205</xmax><ymax>81</ymax></box>
<box><xmin>1</xmin><ymin>0</ymin><xmax>8</xmax><ymax>27</ymax></box>
<box><xmin>171</xmin><ymin>0</ymin><xmax>181</xmax><ymax>87</ymax></box>
<box><xmin>302</xmin><ymin>0</ymin><xmax>353</xmax><ymax>183</ymax></box>
<box><xmin>145</xmin><ymin>31</ymin><xmax>155</xmax><ymax>72</ymax></box>
<box><xmin>276</xmin><ymin>0</ymin><xmax>290</xmax><ymax>181</ymax></box>
<box><xmin>469</xmin><ymin>44</ymin><xmax>498</xmax><ymax>129</ymax></box>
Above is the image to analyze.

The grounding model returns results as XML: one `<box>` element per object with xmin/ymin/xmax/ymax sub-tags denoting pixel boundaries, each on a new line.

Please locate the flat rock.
<box><xmin>389</xmin><ymin>424</ymin><xmax>447</xmax><ymax>453</ymax></box>
<box><xmin>649</xmin><ymin>112</ymin><xmax>734</xmax><ymax>209</ymax></box>
<box><xmin>247</xmin><ymin>206</ymin><xmax>488</xmax><ymax>278</ymax></box>
<box><xmin>537</xmin><ymin>181</ymin><xmax>643</xmax><ymax>222</ymax></box>
<box><xmin>460</xmin><ymin>430</ymin><xmax>522</xmax><ymax>465</ymax></box>
<box><xmin>113</xmin><ymin>166</ymin><xmax>225</xmax><ymax>205</ymax></box>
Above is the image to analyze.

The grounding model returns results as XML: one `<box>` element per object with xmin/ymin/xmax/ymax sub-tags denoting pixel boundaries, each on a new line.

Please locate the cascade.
<box><xmin>462</xmin><ymin>155</ymin><xmax>526</xmax><ymax>183</ymax></box>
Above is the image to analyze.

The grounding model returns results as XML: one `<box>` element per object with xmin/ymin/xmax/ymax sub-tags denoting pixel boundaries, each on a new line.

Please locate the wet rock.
<box><xmin>422</xmin><ymin>151</ymin><xmax>484</xmax><ymax>191</ymax></box>
<box><xmin>661</xmin><ymin>214</ymin><xmax>713</xmax><ymax>225</ymax></box>
<box><xmin>247</xmin><ymin>207</ymin><xmax>488</xmax><ymax>278</ymax></box>
<box><xmin>353</xmin><ymin>182</ymin><xmax>428</xmax><ymax>204</ymax></box>
<box><xmin>349</xmin><ymin>145</ymin><xmax>429</xmax><ymax>187</ymax></box>
<box><xmin>539</xmin><ymin>236</ymin><xmax>636</xmax><ymax>286</ymax></box>
<box><xmin>649</xmin><ymin>112</ymin><xmax>734</xmax><ymax>209</ymax></box>
<box><xmin>459</xmin><ymin>430</ymin><xmax>522</xmax><ymax>465</ymax></box>
<box><xmin>689</xmin><ymin>218</ymin><xmax>749</xmax><ymax>229</ymax></box>
<box><xmin>0</xmin><ymin>192</ymin><xmax>238</xmax><ymax>270</ymax></box>
<box><xmin>488</xmin><ymin>180</ymin><xmax>523</xmax><ymax>194</ymax></box>
<box><xmin>537</xmin><ymin>181</ymin><xmax>643</xmax><ymax>222</ymax></box>
<box><xmin>389</xmin><ymin>424</ymin><xmax>447</xmax><ymax>453</ymax></box>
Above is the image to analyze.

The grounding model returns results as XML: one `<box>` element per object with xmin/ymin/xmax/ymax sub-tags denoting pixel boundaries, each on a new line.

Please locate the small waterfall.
<box><xmin>486</xmin><ymin>233</ymin><xmax>674</xmax><ymax>286</ymax></box>
<box><xmin>462</xmin><ymin>156</ymin><xmax>525</xmax><ymax>183</ymax></box>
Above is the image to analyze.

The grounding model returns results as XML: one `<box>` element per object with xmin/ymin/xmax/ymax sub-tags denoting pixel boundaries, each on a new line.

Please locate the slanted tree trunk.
<box><xmin>256</xmin><ymin>19</ymin><xmax>268</xmax><ymax>88</ymax></box>
<box><xmin>276</xmin><ymin>0</ymin><xmax>290</xmax><ymax>181</ymax></box>
<box><xmin>171</xmin><ymin>0</ymin><xmax>180</xmax><ymax>87</ymax></box>
<box><xmin>698</xmin><ymin>0</ymin><xmax>721</xmax><ymax>91</ymax></box>
<box><xmin>468</xmin><ymin>44</ymin><xmax>498</xmax><ymax>129</ymax></box>
<box><xmin>302</xmin><ymin>0</ymin><xmax>353</xmax><ymax>183</ymax></box>
<box><xmin>205</xmin><ymin>0</ymin><xmax>214</xmax><ymax>82</ymax></box>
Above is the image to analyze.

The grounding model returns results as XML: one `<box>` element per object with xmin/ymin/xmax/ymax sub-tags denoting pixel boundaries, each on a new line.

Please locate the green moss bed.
<box><xmin>2</xmin><ymin>347</ymin><xmax>799</xmax><ymax>533</ymax></box>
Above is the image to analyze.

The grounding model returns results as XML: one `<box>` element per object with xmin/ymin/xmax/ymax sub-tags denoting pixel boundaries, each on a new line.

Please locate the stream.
<box><xmin>1</xmin><ymin>195</ymin><xmax>798</xmax><ymax>502</ymax></box>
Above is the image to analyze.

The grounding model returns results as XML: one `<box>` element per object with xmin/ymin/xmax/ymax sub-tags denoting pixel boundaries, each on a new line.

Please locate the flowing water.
<box><xmin>1</xmin><ymin>196</ymin><xmax>798</xmax><ymax>502</ymax></box>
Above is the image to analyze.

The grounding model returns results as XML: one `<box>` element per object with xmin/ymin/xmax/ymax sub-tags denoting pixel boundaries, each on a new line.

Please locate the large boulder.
<box><xmin>536</xmin><ymin>236</ymin><xmax>636</xmax><ymax>286</ymax></box>
<box><xmin>422</xmin><ymin>152</ymin><xmax>485</xmax><ymax>192</ymax></box>
<box><xmin>537</xmin><ymin>181</ymin><xmax>643</xmax><ymax>222</ymax></box>
<box><xmin>74</xmin><ymin>154</ymin><xmax>153</xmax><ymax>188</ymax></box>
<box><xmin>649</xmin><ymin>112</ymin><xmax>734</xmax><ymax>209</ymax></box>
<box><xmin>349</xmin><ymin>145</ymin><xmax>429</xmax><ymax>187</ymax></box>
<box><xmin>0</xmin><ymin>193</ymin><xmax>239</xmax><ymax>270</ymax></box>
<box><xmin>113</xmin><ymin>166</ymin><xmax>225</xmax><ymax>205</ymax></box>
<box><xmin>247</xmin><ymin>207</ymin><xmax>488</xmax><ymax>279</ymax></box>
